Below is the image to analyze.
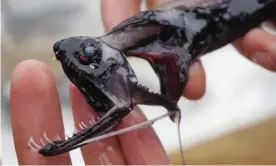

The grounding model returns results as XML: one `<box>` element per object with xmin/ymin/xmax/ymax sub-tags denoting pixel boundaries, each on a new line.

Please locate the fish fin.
<box><xmin>108</xmin><ymin>10</ymin><xmax>154</xmax><ymax>33</ymax></box>
<box><xmin>109</xmin><ymin>0</ymin><xmax>227</xmax><ymax>34</ymax></box>
<box><xmin>108</xmin><ymin>8</ymin><xmax>185</xmax><ymax>34</ymax></box>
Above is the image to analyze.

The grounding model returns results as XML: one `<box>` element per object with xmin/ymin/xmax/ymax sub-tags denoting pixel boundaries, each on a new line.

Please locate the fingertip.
<box><xmin>11</xmin><ymin>59</ymin><xmax>55</xmax><ymax>90</ymax></box>
<box><xmin>10</xmin><ymin>59</ymin><xmax>58</xmax><ymax>111</ymax></box>
<box><xmin>234</xmin><ymin>28</ymin><xmax>276</xmax><ymax>71</ymax></box>
<box><xmin>13</xmin><ymin>59</ymin><xmax>49</xmax><ymax>72</ymax></box>
<box><xmin>237</xmin><ymin>28</ymin><xmax>276</xmax><ymax>55</ymax></box>
<box><xmin>182</xmin><ymin>60</ymin><xmax>206</xmax><ymax>100</ymax></box>
<box><xmin>236</xmin><ymin>29</ymin><xmax>265</xmax><ymax>57</ymax></box>
<box><xmin>146</xmin><ymin>0</ymin><xmax>170</xmax><ymax>9</ymax></box>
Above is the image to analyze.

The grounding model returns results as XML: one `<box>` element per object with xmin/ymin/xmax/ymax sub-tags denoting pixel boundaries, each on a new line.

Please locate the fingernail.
<box><xmin>261</xmin><ymin>21</ymin><xmax>276</xmax><ymax>36</ymax></box>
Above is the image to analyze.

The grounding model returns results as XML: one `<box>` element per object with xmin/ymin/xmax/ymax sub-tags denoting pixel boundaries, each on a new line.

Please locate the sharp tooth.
<box><xmin>55</xmin><ymin>50</ymin><xmax>60</xmax><ymax>55</ymax></box>
<box><xmin>52</xmin><ymin>56</ymin><xmax>56</xmax><ymax>60</ymax></box>
<box><xmin>91</xmin><ymin>117</ymin><xmax>96</xmax><ymax>123</ymax></box>
<box><xmin>56</xmin><ymin>135</ymin><xmax>61</xmax><ymax>141</ymax></box>
<box><xmin>29</xmin><ymin>137</ymin><xmax>42</xmax><ymax>149</ymax></box>
<box><xmin>43</xmin><ymin>132</ymin><xmax>52</xmax><ymax>143</ymax></box>
<box><xmin>28</xmin><ymin>137</ymin><xmax>40</xmax><ymax>152</ymax></box>
<box><xmin>40</xmin><ymin>138</ymin><xmax>46</xmax><ymax>146</ymax></box>
<box><xmin>81</xmin><ymin>121</ymin><xmax>88</xmax><ymax>128</ymax></box>
<box><xmin>79</xmin><ymin>122</ymin><xmax>84</xmax><ymax>130</ymax></box>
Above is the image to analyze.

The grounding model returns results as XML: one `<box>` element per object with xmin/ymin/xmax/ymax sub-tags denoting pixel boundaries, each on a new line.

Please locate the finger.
<box><xmin>146</xmin><ymin>0</ymin><xmax>171</xmax><ymax>9</ymax></box>
<box><xmin>261</xmin><ymin>19</ymin><xmax>276</xmax><ymax>36</ymax></box>
<box><xmin>234</xmin><ymin>23</ymin><xmax>276</xmax><ymax>71</ymax></box>
<box><xmin>10</xmin><ymin>60</ymin><xmax>71</xmax><ymax>165</ymax></box>
<box><xmin>117</xmin><ymin>107</ymin><xmax>170</xmax><ymax>165</ymax></box>
<box><xmin>101</xmin><ymin>0</ymin><xmax>141</xmax><ymax>31</ymax></box>
<box><xmin>183</xmin><ymin>60</ymin><xmax>206</xmax><ymax>100</ymax></box>
<box><xmin>69</xmin><ymin>83</ymin><xmax>126</xmax><ymax>165</ymax></box>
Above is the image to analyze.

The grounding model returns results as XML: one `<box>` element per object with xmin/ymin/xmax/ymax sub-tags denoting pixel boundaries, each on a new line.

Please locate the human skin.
<box><xmin>9</xmin><ymin>0</ymin><xmax>276</xmax><ymax>165</ymax></box>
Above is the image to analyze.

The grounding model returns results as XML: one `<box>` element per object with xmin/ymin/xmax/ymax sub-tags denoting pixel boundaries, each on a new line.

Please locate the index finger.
<box><xmin>10</xmin><ymin>60</ymin><xmax>72</xmax><ymax>165</ymax></box>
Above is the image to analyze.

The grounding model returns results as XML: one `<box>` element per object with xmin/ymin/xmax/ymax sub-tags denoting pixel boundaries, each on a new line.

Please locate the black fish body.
<box><xmin>101</xmin><ymin>0</ymin><xmax>276</xmax><ymax>103</ymax></box>
<box><xmin>33</xmin><ymin>0</ymin><xmax>276</xmax><ymax>157</ymax></box>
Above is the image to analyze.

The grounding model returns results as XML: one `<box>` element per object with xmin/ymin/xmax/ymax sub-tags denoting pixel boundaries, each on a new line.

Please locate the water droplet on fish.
<box><xmin>90</xmin><ymin>64</ymin><xmax>95</xmax><ymax>69</ymax></box>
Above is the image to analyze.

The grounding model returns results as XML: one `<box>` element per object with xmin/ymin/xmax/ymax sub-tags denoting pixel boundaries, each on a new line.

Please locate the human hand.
<box><xmin>101</xmin><ymin>0</ymin><xmax>276</xmax><ymax>100</ymax></box>
<box><xmin>10</xmin><ymin>60</ymin><xmax>170</xmax><ymax>165</ymax></box>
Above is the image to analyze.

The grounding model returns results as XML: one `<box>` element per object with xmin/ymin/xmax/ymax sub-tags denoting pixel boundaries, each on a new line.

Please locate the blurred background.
<box><xmin>1</xmin><ymin>0</ymin><xmax>276</xmax><ymax>165</ymax></box>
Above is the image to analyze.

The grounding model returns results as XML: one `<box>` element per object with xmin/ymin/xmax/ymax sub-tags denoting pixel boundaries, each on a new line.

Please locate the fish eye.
<box><xmin>75</xmin><ymin>43</ymin><xmax>102</xmax><ymax>65</ymax></box>
<box><xmin>83</xmin><ymin>46</ymin><xmax>96</xmax><ymax>61</ymax></box>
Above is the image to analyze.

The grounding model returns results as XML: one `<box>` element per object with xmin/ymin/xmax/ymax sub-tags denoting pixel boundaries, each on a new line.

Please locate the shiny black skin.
<box><xmin>40</xmin><ymin>37</ymin><xmax>177</xmax><ymax>156</ymax></box>
<box><xmin>39</xmin><ymin>0</ymin><xmax>276</xmax><ymax>156</ymax></box>
<box><xmin>111</xmin><ymin>0</ymin><xmax>276</xmax><ymax>102</ymax></box>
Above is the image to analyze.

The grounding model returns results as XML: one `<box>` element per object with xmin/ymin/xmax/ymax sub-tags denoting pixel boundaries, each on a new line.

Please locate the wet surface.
<box><xmin>2</xmin><ymin>0</ymin><xmax>276</xmax><ymax>165</ymax></box>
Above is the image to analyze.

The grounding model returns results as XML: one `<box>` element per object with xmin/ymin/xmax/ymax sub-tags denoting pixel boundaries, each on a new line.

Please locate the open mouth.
<box><xmin>28</xmin><ymin>104</ymin><xmax>174</xmax><ymax>157</ymax></box>
<box><xmin>28</xmin><ymin>105</ymin><xmax>118</xmax><ymax>156</ymax></box>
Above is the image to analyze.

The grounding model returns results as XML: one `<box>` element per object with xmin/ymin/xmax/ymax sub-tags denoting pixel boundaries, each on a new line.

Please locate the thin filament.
<box><xmin>72</xmin><ymin>111</ymin><xmax>174</xmax><ymax>147</ymax></box>
<box><xmin>176</xmin><ymin>110</ymin><xmax>185</xmax><ymax>165</ymax></box>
